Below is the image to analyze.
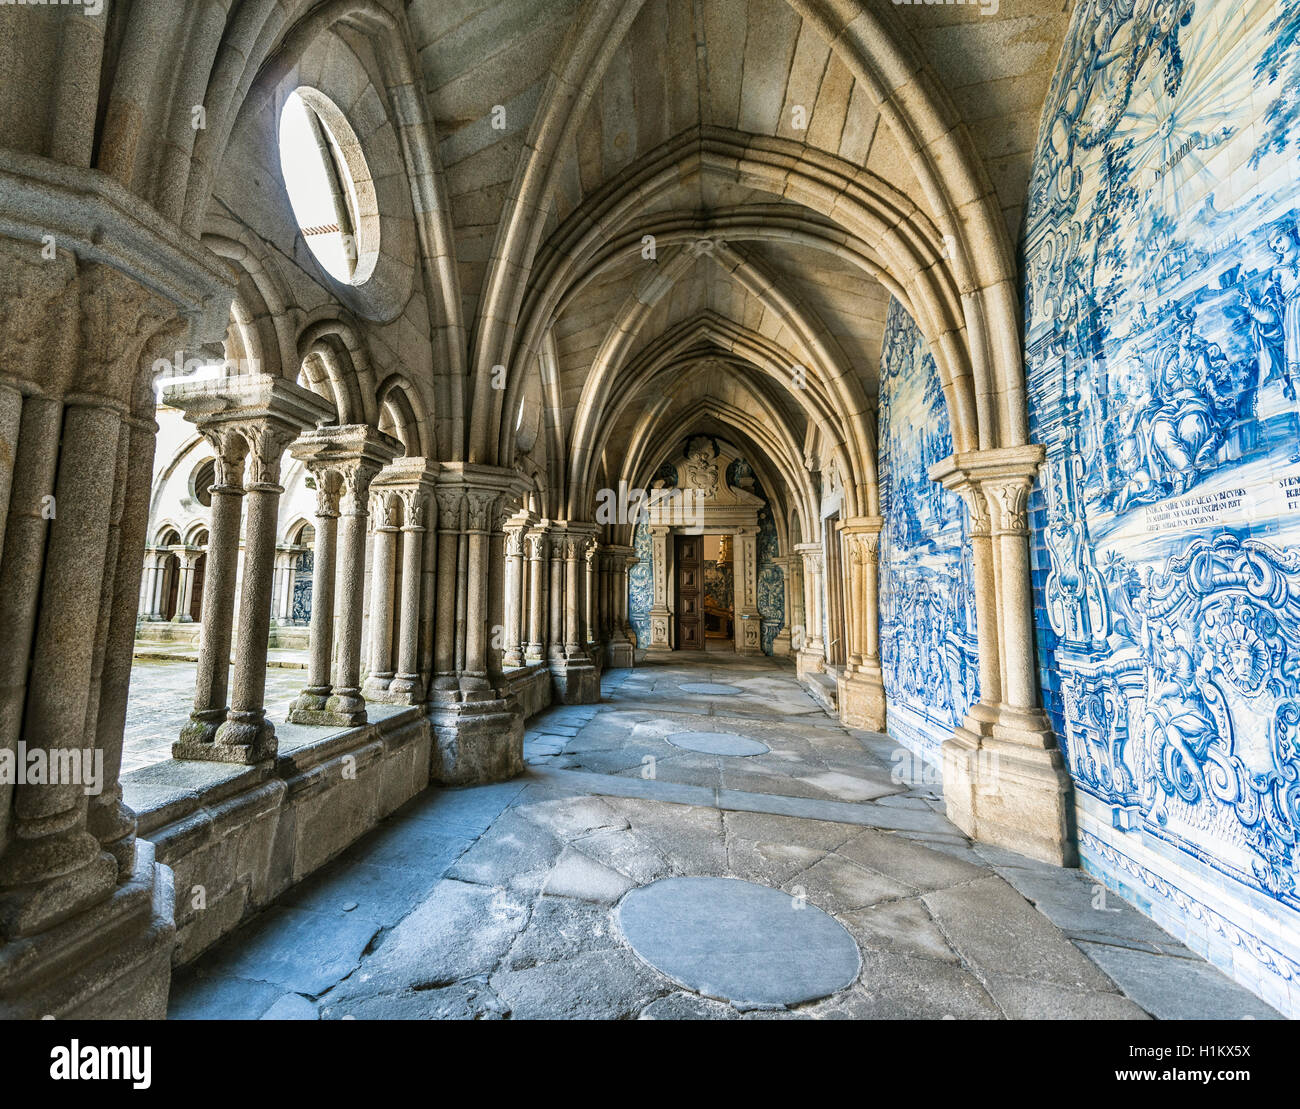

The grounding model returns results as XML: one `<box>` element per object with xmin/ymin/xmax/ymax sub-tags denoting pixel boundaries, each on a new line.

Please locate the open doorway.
<box><xmin>702</xmin><ymin>533</ymin><xmax>735</xmax><ymax>652</ymax></box>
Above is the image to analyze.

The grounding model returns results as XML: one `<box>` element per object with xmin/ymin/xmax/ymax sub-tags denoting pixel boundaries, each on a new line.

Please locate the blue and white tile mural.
<box><xmin>1023</xmin><ymin>0</ymin><xmax>1300</xmax><ymax>1012</ymax></box>
<box><xmin>878</xmin><ymin>299</ymin><xmax>979</xmax><ymax>764</ymax></box>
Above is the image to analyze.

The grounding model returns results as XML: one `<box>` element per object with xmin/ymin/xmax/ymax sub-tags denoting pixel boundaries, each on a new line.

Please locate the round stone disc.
<box><xmin>666</xmin><ymin>730</ymin><xmax>769</xmax><ymax>756</ymax></box>
<box><xmin>678</xmin><ymin>681</ymin><xmax>741</xmax><ymax>695</ymax></box>
<box><xmin>617</xmin><ymin>877</ymin><xmax>860</xmax><ymax>1007</ymax></box>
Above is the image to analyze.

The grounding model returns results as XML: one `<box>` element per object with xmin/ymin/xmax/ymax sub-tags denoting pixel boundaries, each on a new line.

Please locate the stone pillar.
<box><xmin>603</xmin><ymin>544</ymin><xmax>636</xmax><ymax>667</ymax></box>
<box><xmin>503</xmin><ymin>518</ymin><xmax>528</xmax><ymax>667</ymax></box>
<box><xmin>175</xmin><ymin>428</ymin><xmax>246</xmax><ymax>752</ymax></box>
<box><xmin>550</xmin><ymin>526</ymin><xmax>599</xmax><ymax>702</ymax></box>
<box><xmin>734</xmin><ymin>526</ymin><xmax>762</xmax><ymax>655</ymax></box>
<box><xmin>173</xmin><ymin>549</ymin><xmax>200</xmax><ymax>621</ymax></box>
<box><xmin>165</xmin><ymin>376</ymin><xmax>334</xmax><ymax>762</ymax></box>
<box><xmin>138</xmin><ymin>551</ymin><xmax>162</xmax><ymax>618</ymax></box>
<box><xmin>795</xmin><ymin>543</ymin><xmax>825</xmax><ymax>677</ymax></box>
<box><xmin>584</xmin><ymin>536</ymin><xmax>600</xmax><ymax>664</ymax></box>
<box><xmin>648</xmin><ymin>524</ymin><xmax>671</xmax><ymax>649</ymax></box>
<box><xmin>213</xmin><ymin>425</ymin><xmax>296</xmax><ymax>760</ymax></box>
<box><xmin>836</xmin><ymin>518</ymin><xmax>887</xmax><ymax>732</ymax></box>
<box><xmin>770</xmin><ymin>555</ymin><xmax>796</xmax><ymax>656</ymax></box>
<box><xmin>525</xmin><ymin>528</ymin><xmax>547</xmax><ymax>661</ymax></box>
<box><xmin>0</xmin><ymin>181</ymin><xmax>232</xmax><ymax>1018</ymax></box>
<box><xmin>427</xmin><ymin>467</ymin><xmax>525</xmax><ymax>785</ymax></box>
<box><xmin>547</xmin><ymin>532</ymin><xmax>564</xmax><ymax>661</ymax></box>
<box><xmin>387</xmin><ymin>487</ymin><xmax>429</xmax><ymax>702</ymax></box>
<box><xmin>931</xmin><ymin>447</ymin><xmax>1075</xmax><ymax>867</ymax></box>
<box><xmin>363</xmin><ymin>492</ymin><xmax>399</xmax><ymax>699</ymax></box>
<box><xmin>287</xmin><ymin>472</ymin><xmax>341</xmax><ymax>724</ymax></box>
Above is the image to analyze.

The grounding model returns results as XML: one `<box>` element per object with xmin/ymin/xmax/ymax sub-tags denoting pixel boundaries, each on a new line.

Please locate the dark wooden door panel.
<box><xmin>675</xmin><ymin>534</ymin><xmax>704</xmax><ymax>650</ymax></box>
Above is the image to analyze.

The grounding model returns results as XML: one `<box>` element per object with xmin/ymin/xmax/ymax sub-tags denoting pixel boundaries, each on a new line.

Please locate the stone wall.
<box><xmin>878</xmin><ymin>299</ymin><xmax>978</xmax><ymax>765</ymax></box>
<box><xmin>1024</xmin><ymin>0</ymin><xmax>1300</xmax><ymax>1014</ymax></box>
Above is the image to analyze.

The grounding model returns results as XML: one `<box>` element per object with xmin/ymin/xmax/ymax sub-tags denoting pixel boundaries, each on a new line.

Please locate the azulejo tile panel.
<box><xmin>878</xmin><ymin>299</ymin><xmax>979</xmax><ymax>763</ymax></box>
<box><xmin>1023</xmin><ymin>0</ymin><xmax>1300</xmax><ymax>1013</ymax></box>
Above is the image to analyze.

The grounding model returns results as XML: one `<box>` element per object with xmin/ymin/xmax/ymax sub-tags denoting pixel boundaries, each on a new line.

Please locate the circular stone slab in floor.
<box><xmin>666</xmin><ymin>730</ymin><xmax>769</xmax><ymax>756</ymax></box>
<box><xmin>617</xmin><ymin>877</ymin><xmax>860</xmax><ymax>1007</ymax></box>
<box><xmin>678</xmin><ymin>681</ymin><xmax>741</xmax><ymax>695</ymax></box>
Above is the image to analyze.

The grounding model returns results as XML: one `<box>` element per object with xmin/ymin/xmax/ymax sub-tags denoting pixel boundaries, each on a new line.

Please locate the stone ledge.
<box><xmin>122</xmin><ymin>708</ymin><xmax>432</xmax><ymax>967</ymax></box>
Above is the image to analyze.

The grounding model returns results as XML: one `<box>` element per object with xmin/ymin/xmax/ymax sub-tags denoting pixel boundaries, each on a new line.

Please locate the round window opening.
<box><xmin>278</xmin><ymin>88</ymin><xmax>379</xmax><ymax>286</ymax></box>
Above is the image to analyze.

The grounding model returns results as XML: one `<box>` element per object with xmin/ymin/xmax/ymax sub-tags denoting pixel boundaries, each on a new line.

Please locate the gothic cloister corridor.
<box><xmin>5</xmin><ymin>0</ymin><xmax>1300</xmax><ymax>1073</ymax></box>
<box><xmin>166</xmin><ymin>656</ymin><xmax>1276</xmax><ymax>1020</ymax></box>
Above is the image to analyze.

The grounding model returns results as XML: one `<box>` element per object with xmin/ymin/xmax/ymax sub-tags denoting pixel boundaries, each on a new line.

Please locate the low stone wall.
<box><xmin>123</xmin><ymin>706</ymin><xmax>430</xmax><ymax>966</ymax></box>
<box><xmin>505</xmin><ymin>662</ymin><xmax>553</xmax><ymax>719</ymax></box>
<box><xmin>123</xmin><ymin>676</ymin><xmax>561</xmax><ymax>968</ymax></box>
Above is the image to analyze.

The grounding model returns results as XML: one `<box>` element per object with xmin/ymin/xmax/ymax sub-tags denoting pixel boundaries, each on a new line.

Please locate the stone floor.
<box><xmin>167</xmin><ymin>655</ymin><xmax>1282</xmax><ymax>1019</ymax></box>
<box><xmin>124</xmin><ymin>657</ymin><xmax>307</xmax><ymax>774</ymax></box>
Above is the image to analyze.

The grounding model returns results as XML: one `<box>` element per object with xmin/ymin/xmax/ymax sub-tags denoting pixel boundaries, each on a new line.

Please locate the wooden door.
<box><xmin>674</xmin><ymin>534</ymin><xmax>704</xmax><ymax>650</ymax></box>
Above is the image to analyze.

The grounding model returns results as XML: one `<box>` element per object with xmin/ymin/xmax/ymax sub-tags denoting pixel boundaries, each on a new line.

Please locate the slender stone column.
<box><xmin>149</xmin><ymin>551</ymin><xmax>167</xmax><ymax>618</ymax></box>
<box><xmin>166</xmin><ymin>376</ymin><xmax>334</xmax><ymax>761</ymax></box>
<box><xmin>503</xmin><ymin>520</ymin><xmax>527</xmax><ymax>667</ymax></box>
<box><xmin>836</xmin><ymin>518</ymin><xmax>886</xmax><ymax>732</ymax></box>
<box><xmin>564</xmin><ymin>536</ymin><xmax>581</xmax><ymax>656</ymax></box>
<box><xmin>176</xmin><ymin>430</ymin><xmax>246</xmax><ymax>752</ymax></box>
<box><xmin>584</xmin><ymin>537</ymin><xmax>598</xmax><ymax>658</ymax></box>
<box><xmin>459</xmin><ymin>489</ymin><xmax>499</xmax><ymax>693</ymax></box>
<box><xmin>388</xmin><ymin>488</ymin><xmax>428</xmax><ymax>701</ymax></box>
<box><xmin>735</xmin><ymin>526</ymin><xmax>762</xmax><ymax>655</ymax></box>
<box><xmin>525</xmin><ymin>529</ymin><xmax>546</xmax><ymax>661</ymax></box>
<box><xmin>363</xmin><ymin>493</ymin><xmax>399</xmax><ymax>698</ymax></box>
<box><xmin>173</xmin><ymin>550</ymin><xmax>200</xmax><ymax>621</ymax></box>
<box><xmin>212</xmin><ymin>423</ymin><xmax>298</xmax><ymax>761</ymax></box>
<box><xmin>931</xmin><ymin>447</ymin><xmax>1075</xmax><ymax>867</ymax></box>
<box><xmin>603</xmin><ymin>544</ymin><xmax>636</xmax><ymax>667</ymax></box>
<box><xmin>138</xmin><ymin>551</ymin><xmax>161</xmax><ymax>617</ymax></box>
<box><xmin>548</xmin><ymin>533</ymin><xmax>564</xmax><ymax>661</ymax></box>
<box><xmin>327</xmin><ymin>459</ymin><xmax>387</xmax><ymax>723</ymax></box>
<box><xmin>432</xmin><ymin>487</ymin><xmax>463</xmax><ymax>693</ymax></box>
<box><xmin>0</xmin><ymin>402</ymin><xmax>123</xmax><ymax>937</ymax></box>
<box><xmin>795</xmin><ymin>543</ymin><xmax>825</xmax><ymax>674</ymax></box>
<box><xmin>287</xmin><ymin>472</ymin><xmax>341</xmax><ymax>724</ymax></box>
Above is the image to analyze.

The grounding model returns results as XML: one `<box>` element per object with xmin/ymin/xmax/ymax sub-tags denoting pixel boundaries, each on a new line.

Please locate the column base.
<box><xmin>361</xmin><ymin>673</ymin><xmax>394</xmax><ymax>699</ymax></box>
<box><xmin>178</xmin><ymin>710</ymin><xmax>276</xmax><ymax>764</ymax></box>
<box><xmin>837</xmin><ymin>669</ymin><xmax>887</xmax><ymax>732</ymax></box>
<box><xmin>0</xmin><ymin>841</ymin><xmax>175</xmax><ymax>1019</ymax></box>
<box><xmin>771</xmin><ymin>630</ymin><xmax>792</xmax><ymax>656</ymax></box>
<box><xmin>177</xmin><ymin>707</ymin><xmax>226</xmax><ymax>749</ymax></box>
<box><xmin>605</xmin><ymin>639</ymin><xmax>635</xmax><ymax>668</ymax></box>
<box><xmin>550</xmin><ymin>657</ymin><xmax>600</xmax><ymax>704</ymax></box>
<box><xmin>428</xmin><ymin>695</ymin><xmax>524</xmax><ymax>785</ymax></box>
<box><xmin>374</xmin><ymin>673</ymin><xmax>424</xmax><ymax>704</ymax></box>
<box><xmin>796</xmin><ymin>647</ymin><xmax>825</xmax><ymax>680</ymax></box>
<box><xmin>942</xmin><ymin>709</ymin><xmax>1077</xmax><ymax>867</ymax></box>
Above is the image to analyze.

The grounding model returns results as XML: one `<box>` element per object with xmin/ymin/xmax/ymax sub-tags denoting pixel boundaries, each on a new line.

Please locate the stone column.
<box><xmin>931</xmin><ymin>447</ymin><xmax>1075</xmax><ymax>867</ymax></box>
<box><xmin>386</xmin><ymin>487</ymin><xmax>429</xmax><ymax>702</ymax></box>
<box><xmin>363</xmin><ymin>492</ymin><xmax>399</xmax><ymax>699</ymax></box>
<box><xmin>212</xmin><ymin>423</ymin><xmax>297</xmax><ymax>760</ymax></box>
<box><xmin>0</xmin><ymin>401</ymin><xmax>125</xmax><ymax>938</ymax></box>
<box><xmin>795</xmin><ymin>543</ymin><xmax>825</xmax><ymax>676</ymax></box>
<box><xmin>525</xmin><ymin>528</ymin><xmax>547</xmax><ymax>661</ymax></box>
<box><xmin>427</xmin><ymin>467</ymin><xmax>524</xmax><ymax>785</ymax></box>
<box><xmin>584</xmin><ymin>536</ymin><xmax>599</xmax><ymax>661</ymax></box>
<box><xmin>175</xmin><ymin>428</ymin><xmax>246</xmax><ymax>752</ymax></box>
<box><xmin>164</xmin><ymin>376</ymin><xmax>334</xmax><ymax>763</ymax></box>
<box><xmin>503</xmin><ymin>518</ymin><xmax>528</xmax><ymax>667</ymax></box>
<box><xmin>836</xmin><ymin>518</ymin><xmax>886</xmax><ymax>732</ymax></box>
<box><xmin>138</xmin><ymin>551</ymin><xmax>162</xmax><ymax>618</ymax></box>
<box><xmin>461</xmin><ymin>489</ymin><xmax>498</xmax><ymax>693</ymax></box>
<box><xmin>603</xmin><ymin>544</ymin><xmax>636</xmax><ymax>667</ymax></box>
<box><xmin>432</xmin><ymin>487</ymin><xmax>463</xmax><ymax>694</ymax></box>
<box><xmin>648</xmin><ymin>524</ymin><xmax>671</xmax><ymax>648</ymax></box>
<box><xmin>734</xmin><ymin>526</ymin><xmax>762</xmax><ymax>655</ymax></box>
<box><xmin>547</xmin><ymin>532</ymin><xmax>564</xmax><ymax>661</ymax></box>
<box><xmin>287</xmin><ymin>472</ymin><xmax>341</xmax><ymax>725</ymax></box>
<box><xmin>173</xmin><ymin>549</ymin><xmax>200</xmax><ymax>622</ymax></box>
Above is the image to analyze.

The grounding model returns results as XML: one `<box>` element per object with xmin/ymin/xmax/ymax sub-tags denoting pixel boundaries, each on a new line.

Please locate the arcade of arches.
<box><xmin>0</xmin><ymin>0</ymin><xmax>1297</xmax><ymax>1020</ymax></box>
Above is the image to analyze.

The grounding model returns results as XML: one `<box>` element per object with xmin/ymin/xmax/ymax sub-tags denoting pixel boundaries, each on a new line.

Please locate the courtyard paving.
<box><xmin>124</xmin><ymin>656</ymin><xmax>307</xmax><ymax>774</ymax></box>
<box><xmin>167</xmin><ymin>655</ymin><xmax>1281</xmax><ymax>1020</ymax></box>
